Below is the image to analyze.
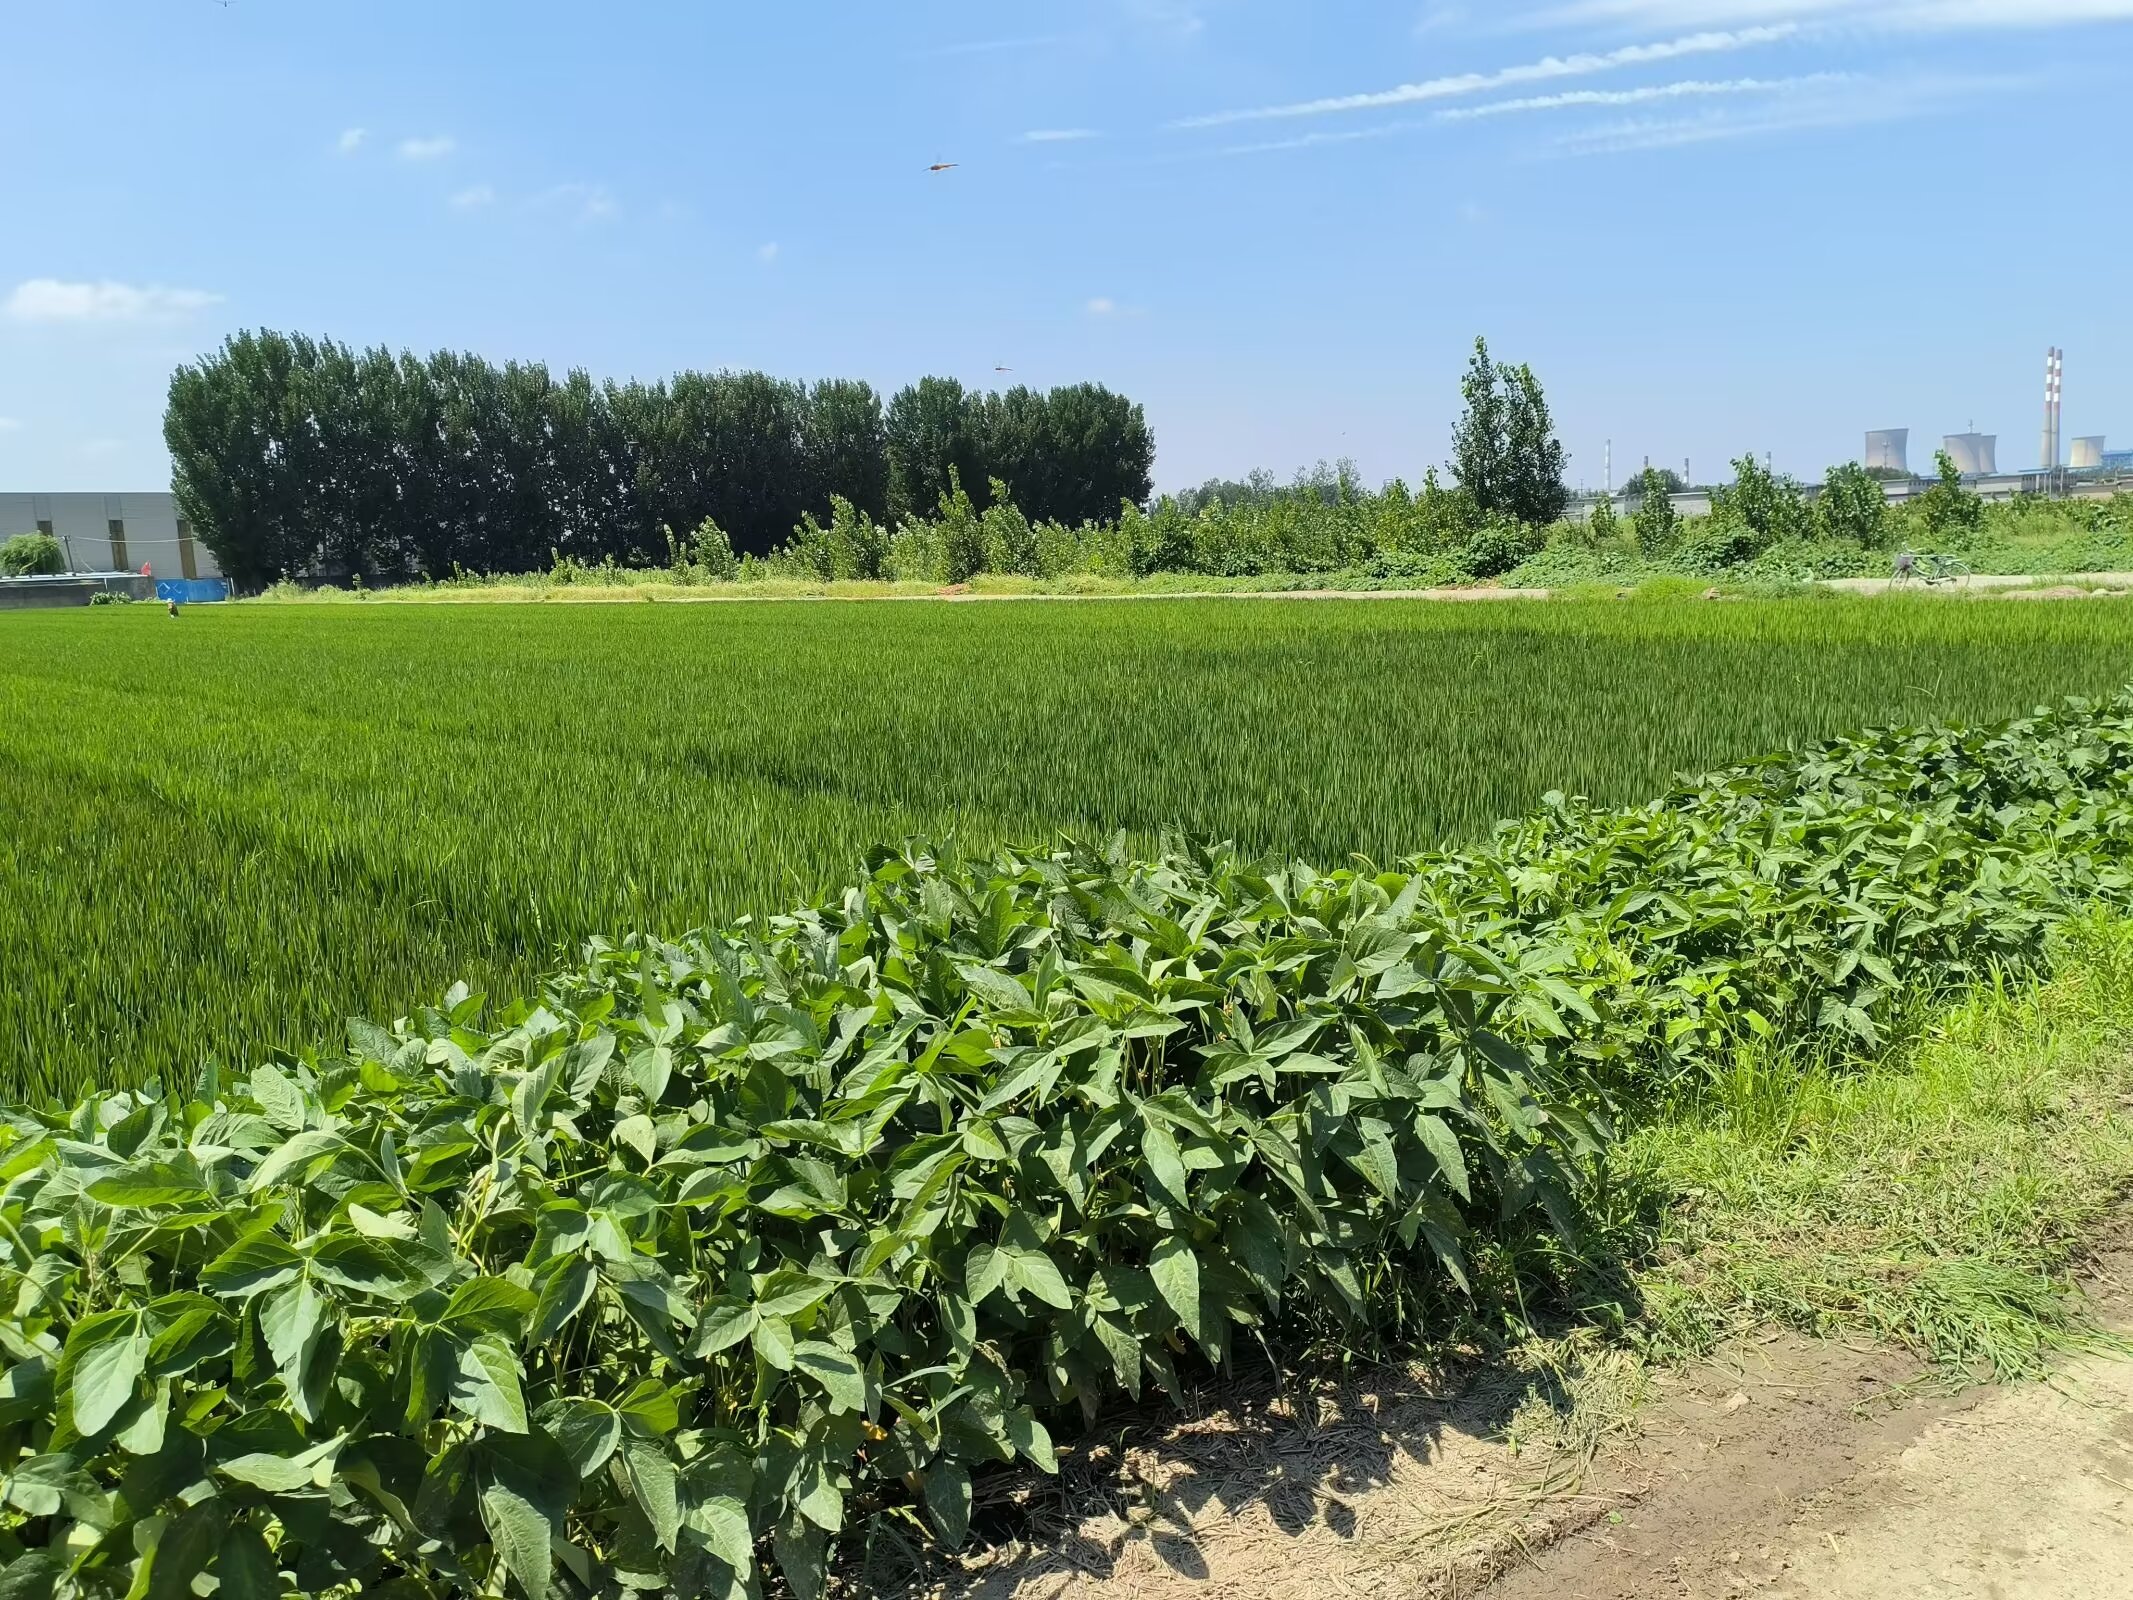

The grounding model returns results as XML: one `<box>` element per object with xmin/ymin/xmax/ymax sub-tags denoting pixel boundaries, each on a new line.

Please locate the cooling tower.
<box><xmin>1865</xmin><ymin>429</ymin><xmax>1910</xmax><ymax>475</ymax></box>
<box><xmin>2071</xmin><ymin>436</ymin><xmax>2105</xmax><ymax>471</ymax></box>
<box><xmin>1943</xmin><ymin>433</ymin><xmax>1998</xmax><ymax>477</ymax></box>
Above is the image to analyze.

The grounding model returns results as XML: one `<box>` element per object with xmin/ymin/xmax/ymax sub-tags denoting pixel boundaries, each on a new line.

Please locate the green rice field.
<box><xmin>3</xmin><ymin>595</ymin><xmax>2129</xmax><ymax>1098</ymax></box>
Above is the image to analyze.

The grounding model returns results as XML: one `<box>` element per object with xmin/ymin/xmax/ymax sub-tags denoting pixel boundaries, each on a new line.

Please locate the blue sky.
<box><xmin>3</xmin><ymin>0</ymin><xmax>2130</xmax><ymax>495</ymax></box>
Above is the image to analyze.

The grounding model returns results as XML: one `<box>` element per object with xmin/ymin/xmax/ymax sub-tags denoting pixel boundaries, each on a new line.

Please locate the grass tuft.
<box><xmin>1603</xmin><ymin>909</ymin><xmax>2133</xmax><ymax>1380</ymax></box>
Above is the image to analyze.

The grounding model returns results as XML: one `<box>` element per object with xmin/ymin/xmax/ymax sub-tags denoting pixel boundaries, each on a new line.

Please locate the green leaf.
<box><xmin>248</xmin><ymin>1066</ymin><xmax>308</xmax><ymax>1134</ymax></box>
<box><xmin>620</xmin><ymin>1438</ymin><xmax>681</xmax><ymax>1553</ymax></box>
<box><xmin>964</xmin><ymin>1245</ymin><xmax>1008</xmax><ymax>1305</ymax></box>
<box><xmin>200</xmin><ymin>1234</ymin><xmax>304</xmax><ymax>1299</ymax></box>
<box><xmin>1414</xmin><ymin>1114</ymin><xmax>1471</xmax><ymax>1202</ymax></box>
<box><xmin>692</xmin><ymin>1297</ymin><xmax>755</xmax><ymax>1357</ymax></box>
<box><xmin>752</xmin><ymin>1313</ymin><xmax>795</xmax><ymax>1372</ymax></box>
<box><xmin>88</xmin><ymin>1160</ymin><xmax>208</xmax><ymax>1209</ymax></box>
<box><xmin>527</xmin><ymin>1258</ymin><xmax>596</xmax><ymax>1346</ymax></box>
<box><xmin>247</xmin><ymin>1128</ymin><xmax>348</xmax><ymax>1192</ymax></box>
<box><xmin>792</xmin><ymin>1341</ymin><xmax>865</xmax><ymax>1414</ymax></box>
<box><xmin>1149</xmin><ymin>1236</ymin><xmax>1203</xmax><ymax>1345</ymax></box>
<box><xmin>136</xmin><ymin>1496</ymin><xmax>227</xmax><ymax>1600</ymax></box>
<box><xmin>792</xmin><ymin>1452</ymin><xmax>843</xmax><ymax>1533</ymax></box>
<box><xmin>537</xmin><ymin>1398</ymin><xmax>621</xmax><ymax>1479</ymax></box>
<box><xmin>511</xmin><ymin>1058</ymin><xmax>563</xmax><ymax>1140</ymax></box>
<box><xmin>3</xmin><ymin>1455</ymin><xmax>106</xmax><ymax>1524</ymax></box>
<box><xmin>1141</xmin><ymin>1120</ymin><xmax>1190</xmax><ymax>1208</ymax></box>
<box><xmin>616</xmin><ymin>1377</ymin><xmax>680</xmax><ymax>1437</ymax></box>
<box><xmin>773</xmin><ymin>1515</ymin><xmax>829</xmax><ymax>1600</ymax></box>
<box><xmin>1011</xmin><ymin>1251</ymin><xmax>1073</xmax><ymax>1311</ymax></box>
<box><xmin>614</xmin><ymin>1115</ymin><xmax>659</xmax><ymax>1165</ymax></box>
<box><xmin>148</xmin><ymin>1305</ymin><xmax>233</xmax><ymax>1379</ymax></box>
<box><xmin>627</xmin><ymin>1044</ymin><xmax>673</xmax><ymax>1105</ymax></box>
<box><xmin>1347</xmin><ymin>1119</ymin><xmax>1402</xmax><ymax>1202</ymax></box>
<box><xmin>216</xmin><ymin>1436</ymin><xmax>343</xmax><ymax>1492</ymax></box>
<box><xmin>451</xmin><ymin>1335</ymin><xmax>529</xmax><ymax>1433</ymax></box>
<box><xmin>0</xmin><ymin>1553</ymin><xmax>62</xmax><ymax>1600</ymax></box>
<box><xmin>921</xmin><ymin>1457</ymin><xmax>972</xmax><ymax>1547</ymax></box>
<box><xmin>479</xmin><ymin>1473</ymin><xmax>554</xmax><ymax>1600</ymax></box>
<box><xmin>310</xmin><ymin>1235</ymin><xmax>415</xmax><ymax>1299</ymax></box>
<box><xmin>443</xmin><ymin>1276</ymin><xmax>535</xmax><ymax>1340</ymax></box>
<box><xmin>214</xmin><ymin>1524</ymin><xmax>280</xmax><ymax>1600</ymax></box>
<box><xmin>67</xmin><ymin>1315</ymin><xmax>147</xmax><ymax>1436</ymax></box>
<box><xmin>1006</xmin><ymin>1408</ymin><xmax>1058</xmax><ymax>1473</ymax></box>
<box><xmin>260</xmin><ymin>1281</ymin><xmax>328</xmax><ymax>1376</ymax></box>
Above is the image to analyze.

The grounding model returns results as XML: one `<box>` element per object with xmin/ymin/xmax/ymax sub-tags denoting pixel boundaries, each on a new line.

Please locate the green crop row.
<box><xmin>6</xmin><ymin>599</ymin><xmax>2133</xmax><ymax>1102</ymax></box>
<box><xmin>1</xmin><ymin>695</ymin><xmax>2129</xmax><ymax>1598</ymax></box>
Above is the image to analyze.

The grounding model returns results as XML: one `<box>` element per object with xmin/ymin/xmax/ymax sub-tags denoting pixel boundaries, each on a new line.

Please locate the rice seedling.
<box><xmin>0</xmin><ymin>595</ymin><xmax>2127</xmax><ymax>1098</ymax></box>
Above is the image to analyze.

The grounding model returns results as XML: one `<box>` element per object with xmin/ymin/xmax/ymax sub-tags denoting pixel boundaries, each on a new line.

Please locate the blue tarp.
<box><xmin>155</xmin><ymin>579</ymin><xmax>231</xmax><ymax>604</ymax></box>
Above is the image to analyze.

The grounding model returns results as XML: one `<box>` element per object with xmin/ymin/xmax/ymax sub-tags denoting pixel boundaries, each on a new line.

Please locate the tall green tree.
<box><xmin>802</xmin><ymin>380</ymin><xmax>889</xmax><ymax>526</ymax></box>
<box><xmin>1028</xmin><ymin>382</ymin><xmax>1155</xmax><ymax>525</ymax></box>
<box><xmin>1501</xmin><ymin>362</ymin><xmax>1570</xmax><ymax>526</ymax></box>
<box><xmin>886</xmin><ymin>377</ymin><xmax>986</xmax><ymax>524</ymax></box>
<box><xmin>1450</xmin><ymin>337</ymin><xmax>1569</xmax><ymax>526</ymax></box>
<box><xmin>1450</xmin><ymin>337</ymin><xmax>1508</xmax><ymax>517</ymax></box>
<box><xmin>167</xmin><ymin>331</ymin><xmax>325</xmax><ymax>588</ymax></box>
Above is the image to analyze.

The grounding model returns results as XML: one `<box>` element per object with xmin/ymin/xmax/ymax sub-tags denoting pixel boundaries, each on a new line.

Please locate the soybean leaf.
<box><xmin>1149</xmin><ymin>1237</ymin><xmax>1202</xmax><ymax>1345</ymax></box>
<box><xmin>451</xmin><ymin>1336</ymin><xmax>529</xmax><ymax>1434</ymax></box>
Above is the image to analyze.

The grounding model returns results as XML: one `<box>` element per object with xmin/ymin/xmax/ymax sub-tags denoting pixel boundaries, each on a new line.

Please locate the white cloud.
<box><xmin>397</xmin><ymin>136</ymin><xmax>456</xmax><ymax>162</ymax></box>
<box><xmin>0</xmin><ymin>418</ymin><xmax>20</xmax><ymax>433</ymax></box>
<box><xmin>337</xmin><ymin>127</ymin><xmax>367</xmax><ymax>154</ymax></box>
<box><xmin>1087</xmin><ymin>296</ymin><xmax>1119</xmax><ymax>316</ymax></box>
<box><xmin>450</xmin><ymin>184</ymin><xmax>497</xmax><ymax>210</ymax></box>
<box><xmin>4</xmin><ymin>279</ymin><xmax>223</xmax><ymax>324</ymax></box>
<box><xmin>910</xmin><ymin>33</ymin><xmax>1067</xmax><ymax>59</ymax></box>
<box><xmin>1023</xmin><ymin>128</ymin><xmax>1103</xmax><ymax>142</ymax></box>
<box><xmin>1415</xmin><ymin>5</ymin><xmax>1470</xmax><ymax>34</ymax></box>
<box><xmin>1548</xmin><ymin>69</ymin><xmax>2014</xmax><ymax>153</ymax></box>
<box><xmin>758</xmin><ymin>242</ymin><xmax>780</xmax><ymax>264</ymax></box>
<box><xmin>1174</xmin><ymin>23</ymin><xmax>1798</xmax><ymax>126</ymax></box>
<box><xmin>1218</xmin><ymin>121</ymin><xmax>1424</xmax><ymax>158</ymax></box>
<box><xmin>1124</xmin><ymin>0</ymin><xmax>1211</xmax><ymax>38</ymax></box>
<box><xmin>1439</xmin><ymin>71</ymin><xmax>1847</xmax><ymax>119</ymax></box>
<box><xmin>531</xmin><ymin>183</ymin><xmax>619</xmax><ymax>224</ymax></box>
<box><xmin>1534</xmin><ymin>0</ymin><xmax>2133</xmax><ymax>30</ymax></box>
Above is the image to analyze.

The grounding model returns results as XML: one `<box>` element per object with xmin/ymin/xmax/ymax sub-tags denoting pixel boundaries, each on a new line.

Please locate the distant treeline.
<box><xmin>163</xmin><ymin>332</ymin><xmax>1155</xmax><ymax>587</ymax></box>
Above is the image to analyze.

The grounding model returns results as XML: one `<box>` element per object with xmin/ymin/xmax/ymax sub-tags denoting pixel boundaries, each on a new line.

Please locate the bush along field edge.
<box><xmin>4</xmin><ymin>695</ymin><xmax>2133</xmax><ymax>1598</ymax></box>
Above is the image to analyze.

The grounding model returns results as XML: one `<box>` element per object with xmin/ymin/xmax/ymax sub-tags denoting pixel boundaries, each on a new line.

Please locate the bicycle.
<box><xmin>1892</xmin><ymin>551</ymin><xmax>1972</xmax><ymax>588</ymax></box>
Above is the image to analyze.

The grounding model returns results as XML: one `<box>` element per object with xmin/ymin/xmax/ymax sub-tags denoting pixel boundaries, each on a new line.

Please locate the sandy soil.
<box><xmin>1487</xmin><ymin>1338</ymin><xmax>2133</xmax><ymax>1600</ymax></box>
<box><xmin>901</xmin><ymin>1263</ymin><xmax>2133</xmax><ymax>1600</ymax></box>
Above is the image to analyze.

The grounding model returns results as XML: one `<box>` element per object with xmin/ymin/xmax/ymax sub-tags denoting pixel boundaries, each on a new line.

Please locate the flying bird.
<box><xmin>994</xmin><ymin>366</ymin><xmax>1013</xmax><ymax>373</ymax></box>
<box><xmin>928</xmin><ymin>163</ymin><xmax>959</xmax><ymax>173</ymax></box>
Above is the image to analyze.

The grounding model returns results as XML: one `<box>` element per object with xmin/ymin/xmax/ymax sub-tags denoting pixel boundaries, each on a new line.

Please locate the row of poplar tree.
<box><xmin>163</xmin><ymin>332</ymin><xmax>1156</xmax><ymax>588</ymax></box>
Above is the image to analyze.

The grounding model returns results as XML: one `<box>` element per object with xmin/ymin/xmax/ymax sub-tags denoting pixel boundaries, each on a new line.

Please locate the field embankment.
<box><xmin>4</xmin><ymin>597</ymin><xmax>2133</xmax><ymax>1099</ymax></box>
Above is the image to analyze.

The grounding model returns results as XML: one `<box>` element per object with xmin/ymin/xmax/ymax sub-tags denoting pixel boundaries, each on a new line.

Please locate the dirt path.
<box><xmin>912</xmin><ymin>1267</ymin><xmax>2133</xmax><ymax>1600</ymax></box>
<box><xmin>1486</xmin><ymin>1340</ymin><xmax>2133</xmax><ymax>1599</ymax></box>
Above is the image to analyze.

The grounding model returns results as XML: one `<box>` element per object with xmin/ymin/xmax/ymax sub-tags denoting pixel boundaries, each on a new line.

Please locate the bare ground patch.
<box><xmin>877</xmin><ymin>1256</ymin><xmax>2133</xmax><ymax>1600</ymax></box>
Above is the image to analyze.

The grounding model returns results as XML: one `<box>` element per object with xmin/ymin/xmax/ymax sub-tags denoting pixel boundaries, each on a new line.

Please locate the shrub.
<box><xmin>1632</xmin><ymin>467</ymin><xmax>1680</xmax><ymax>557</ymax></box>
<box><xmin>1914</xmin><ymin>449</ymin><xmax>1985</xmax><ymax>546</ymax></box>
<box><xmin>0</xmin><ymin>532</ymin><xmax>65</xmax><ymax>577</ymax></box>
<box><xmin>676</xmin><ymin>519</ymin><xmax>739</xmax><ymax>582</ymax></box>
<box><xmin>1708</xmin><ymin>454</ymin><xmax>1810</xmax><ymax>555</ymax></box>
<box><xmin>1816</xmin><ymin>462</ymin><xmax>1890</xmax><ymax>548</ymax></box>
<box><xmin>1454</xmin><ymin>515</ymin><xmax>1542</xmax><ymax>580</ymax></box>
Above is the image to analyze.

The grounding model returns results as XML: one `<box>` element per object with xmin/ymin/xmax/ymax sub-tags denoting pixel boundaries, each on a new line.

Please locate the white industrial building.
<box><xmin>0</xmin><ymin>491</ymin><xmax>222</xmax><ymax>580</ymax></box>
